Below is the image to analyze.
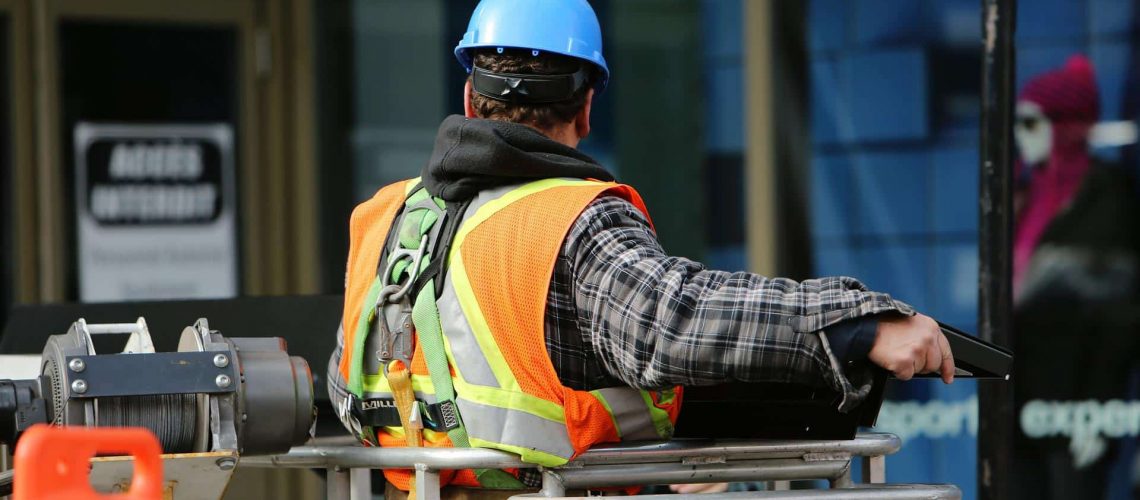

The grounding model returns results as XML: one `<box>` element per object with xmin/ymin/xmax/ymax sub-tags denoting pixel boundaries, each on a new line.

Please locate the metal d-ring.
<box><xmin>380</xmin><ymin>234</ymin><xmax>430</xmax><ymax>303</ymax></box>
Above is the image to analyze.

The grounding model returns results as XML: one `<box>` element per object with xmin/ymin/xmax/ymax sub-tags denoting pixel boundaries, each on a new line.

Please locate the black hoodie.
<box><xmin>420</xmin><ymin>115</ymin><xmax>614</xmax><ymax>201</ymax></box>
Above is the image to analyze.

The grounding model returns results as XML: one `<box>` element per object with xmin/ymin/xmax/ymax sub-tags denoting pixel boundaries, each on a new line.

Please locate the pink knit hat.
<box><xmin>1018</xmin><ymin>55</ymin><xmax>1100</xmax><ymax>123</ymax></box>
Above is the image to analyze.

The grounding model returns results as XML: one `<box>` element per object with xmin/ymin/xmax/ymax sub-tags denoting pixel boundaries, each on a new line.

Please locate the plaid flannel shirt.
<box><xmin>327</xmin><ymin>193</ymin><xmax>914</xmax><ymax>447</ymax></box>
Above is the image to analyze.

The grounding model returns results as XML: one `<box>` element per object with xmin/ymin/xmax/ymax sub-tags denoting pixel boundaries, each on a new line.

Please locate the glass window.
<box><xmin>806</xmin><ymin>0</ymin><xmax>981</xmax><ymax>495</ymax></box>
<box><xmin>1008</xmin><ymin>1</ymin><xmax>1140</xmax><ymax>499</ymax></box>
<box><xmin>342</xmin><ymin>0</ymin><xmax>732</xmax><ymax>264</ymax></box>
<box><xmin>350</xmin><ymin>0</ymin><xmax>448</xmax><ymax>201</ymax></box>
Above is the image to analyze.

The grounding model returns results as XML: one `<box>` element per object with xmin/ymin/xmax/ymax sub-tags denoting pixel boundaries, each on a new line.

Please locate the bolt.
<box><xmin>68</xmin><ymin>358</ymin><xmax>86</xmax><ymax>373</ymax></box>
<box><xmin>213</xmin><ymin>353</ymin><xmax>229</xmax><ymax>368</ymax></box>
<box><xmin>241</xmin><ymin>413</ymin><xmax>248</xmax><ymax>422</ymax></box>
<box><xmin>215</xmin><ymin>374</ymin><xmax>232</xmax><ymax>389</ymax></box>
<box><xmin>71</xmin><ymin>379</ymin><xmax>88</xmax><ymax>394</ymax></box>
<box><xmin>215</xmin><ymin>457</ymin><xmax>236</xmax><ymax>471</ymax></box>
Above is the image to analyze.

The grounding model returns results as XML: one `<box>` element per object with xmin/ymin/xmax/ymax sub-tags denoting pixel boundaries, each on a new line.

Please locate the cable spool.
<box><xmin>95</xmin><ymin>394</ymin><xmax>198</xmax><ymax>453</ymax></box>
<box><xmin>42</xmin><ymin>359</ymin><xmax>64</xmax><ymax>425</ymax></box>
<box><xmin>0</xmin><ymin>318</ymin><xmax>314</xmax><ymax>456</ymax></box>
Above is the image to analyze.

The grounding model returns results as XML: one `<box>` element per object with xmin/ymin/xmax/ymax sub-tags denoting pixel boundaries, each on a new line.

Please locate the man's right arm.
<box><xmin>566</xmin><ymin>196</ymin><xmax>952</xmax><ymax>405</ymax></box>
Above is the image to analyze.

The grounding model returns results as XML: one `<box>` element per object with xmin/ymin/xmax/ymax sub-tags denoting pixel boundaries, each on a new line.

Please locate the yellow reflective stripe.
<box><xmin>447</xmin><ymin>178</ymin><xmax>607</xmax><ymax>394</ymax></box>
<box><xmin>469</xmin><ymin>437</ymin><xmax>568</xmax><ymax>467</ymax></box>
<box><xmin>452</xmin><ymin>178</ymin><xmax>602</xmax><ymax>244</ymax></box>
<box><xmin>403</xmin><ymin>177</ymin><xmax>422</xmax><ymax>196</ymax></box>
<box><xmin>362</xmin><ymin>373</ymin><xmax>437</xmax><ymax>394</ymax></box>
<box><xmin>640</xmin><ymin>390</ymin><xmax>676</xmax><ymax>440</ymax></box>
<box><xmin>382</xmin><ymin>426</ymin><xmax>450</xmax><ymax>443</ymax></box>
<box><xmin>452</xmin><ymin>377</ymin><xmax>565</xmax><ymax>424</ymax></box>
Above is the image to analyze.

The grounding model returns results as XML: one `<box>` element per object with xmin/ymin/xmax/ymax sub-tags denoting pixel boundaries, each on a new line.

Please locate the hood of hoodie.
<box><xmin>421</xmin><ymin>115</ymin><xmax>614</xmax><ymax>201</ymax></box>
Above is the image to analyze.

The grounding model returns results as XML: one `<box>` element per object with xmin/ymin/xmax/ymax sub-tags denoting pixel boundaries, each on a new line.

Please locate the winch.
<box><xmin>0</xmin><ymin>317</ymin><xmax>315</xmax><ymax>455</ymax></box>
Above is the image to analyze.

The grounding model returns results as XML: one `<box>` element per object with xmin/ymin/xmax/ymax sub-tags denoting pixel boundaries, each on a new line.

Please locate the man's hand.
<box><xmin>867</xmin><ymin>314</ymin><xmax>954</xmax><ymax>384</ymax></box>
<box><xmin>669</xmin><ymin>483</ymin><xmax>730</xmax><ymax>494</ymax></box>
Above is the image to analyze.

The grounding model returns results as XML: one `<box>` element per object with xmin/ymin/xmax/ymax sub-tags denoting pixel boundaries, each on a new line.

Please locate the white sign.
<box><xmin>75</xmin><ymin>123</ymin><xmax>238</xmax><ymax>302</ymax></box>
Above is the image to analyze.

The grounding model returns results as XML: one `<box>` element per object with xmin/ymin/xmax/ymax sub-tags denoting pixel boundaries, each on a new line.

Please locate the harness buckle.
<box><xmin>338</xmin><ymin>393</ymin><xmax>365</xmax><ymax>439</ymax></box>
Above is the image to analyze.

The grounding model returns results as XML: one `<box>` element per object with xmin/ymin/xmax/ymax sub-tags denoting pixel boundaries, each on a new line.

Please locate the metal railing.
<box><xmin>242</xmin><ymin>433</ymin><xmax>961</xmax><ymax>499</ymax></box>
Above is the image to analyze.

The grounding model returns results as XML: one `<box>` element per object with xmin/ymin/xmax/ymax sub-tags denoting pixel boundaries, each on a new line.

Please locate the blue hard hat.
<box><xmin>454</xmin><ymin>0</ymin><xmax>610</xmax><ymax>92</ymax></box>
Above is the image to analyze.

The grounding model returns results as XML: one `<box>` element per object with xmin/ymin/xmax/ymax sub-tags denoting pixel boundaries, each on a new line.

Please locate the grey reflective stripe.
<box><xmin>456</xmin><ymin>397</ymin><xmax>576</xmax><ymax>461</ymax></box>
<box><xmin>433</xmin><ymin>183</ymin><xmax>515</xmax><ymax>389</ymax></box>
<box><xmin>593</xmin><ymin>388</ymin><xmax>661</xmax><ymax>441</ymax></box>
<box><xmin>437</xmin><ymin>276</ymin><xmax>500</xmax><ymax>387</ymax></box>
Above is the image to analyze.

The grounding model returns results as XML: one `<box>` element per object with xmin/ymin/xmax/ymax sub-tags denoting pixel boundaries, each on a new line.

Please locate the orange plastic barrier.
<box><xmin>13</xmin><ymin>424</ymin><xmax>163</xmax><ymax>500</ymax></box>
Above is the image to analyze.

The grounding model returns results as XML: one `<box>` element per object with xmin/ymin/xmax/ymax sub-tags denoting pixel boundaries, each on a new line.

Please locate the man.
<box><xmin>328</xmin><ymin>0</ymin><xmax>955</xmax><ymax>496</ymax></box>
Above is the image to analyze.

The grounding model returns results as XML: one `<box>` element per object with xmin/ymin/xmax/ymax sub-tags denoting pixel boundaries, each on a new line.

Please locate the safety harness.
<box><xmin>346</xmin><ymin>184</ymin><xmax>523</xmax><ymax>491</ymax></box>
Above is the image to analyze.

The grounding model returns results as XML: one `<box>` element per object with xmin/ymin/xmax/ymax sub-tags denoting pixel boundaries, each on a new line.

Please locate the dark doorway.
<box><xmin>57</xmin><ymin>21</ymin><xmax>240</xmax><ymax>299</ymax></box>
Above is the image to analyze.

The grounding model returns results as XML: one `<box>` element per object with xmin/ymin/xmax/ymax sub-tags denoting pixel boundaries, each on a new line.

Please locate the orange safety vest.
<box><xmin>339</xmin><ymin>178</ymin><xmax>682</xmax><ymax>491</ymax></box>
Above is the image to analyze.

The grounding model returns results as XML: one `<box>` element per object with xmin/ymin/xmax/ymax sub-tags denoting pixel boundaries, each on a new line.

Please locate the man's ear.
<box><xmin>464</xmin><ymin>80</ymin><xmax>477</xmax><ymax>118</ymax></box>
<box><xmin>575</xmin><ymin>88</ymin><xmax>594</xmax><ymax>140</ymax></box>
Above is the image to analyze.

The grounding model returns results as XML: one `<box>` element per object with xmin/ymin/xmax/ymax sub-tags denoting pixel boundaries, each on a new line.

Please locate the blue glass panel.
<box><xmin>1091</xmin><ymin>41</ymin><xmax>1130</xmax><ymax>121</ymax></box>
<box><xmin>875</xmin><ymin>379</ymin><xmax>979</xmax><ymax>500</ymax></box>
<box><xmin>928</xmin><ymin>0</ymin><xmax>981</xmax><ymax>46</ymax></box>
<box><xmin>700</xmin><ymin>0</ymin><xmax>743</xmax><ymax>59</ymax></box>
<box><xmin>811</xmin><ymin>154</ymin><xmax>854</xmax><ymax>238</ymax></box>
<box><xmin>931</xmin><ymin>147</ymin><xmax>979</xmax><ymax>234</ymax></box>
<box><xmin>811</xmin><ymin>58</ymin><xmax>845</xmax><ymax>144</ymax></box>
<box><xmin>858</xmin><ymin>242</ymin><xmax>929</xmax><ymax>311</ymax></box>
<box><xmin>1016</xmin><ymin>44</ymin><xmax>1085</xmax><ymax>92</ymax></box>
<box><xmin>706</xmin><ymin>245</ymin><xmax>748</xmax><ymax>273</ymax></box>
<box><xmin>813</xmin><ymin>246</ymin><xmax>860</xmax><ymax>277</ymax></box>
<box><xmin>1089</xmin><ymin>0</ymin><xmax>1134</xmax><ymax>38</ymax></box>
<box><xmin>847</xmin><ymin>49</ymin><xmax>929</xmax><ymax>142</ymax></box>
<box><xmin>931</xmin><ymin>243</ymin><xmax>979</xmax><ymax>331</ymax></box>
<box><xmin>853</xmin><ymin>0</ymin><xmax>927</xmax><ymax>46</ymax></box>
<box><xmin>852</xmin><ymin>151</ymin><xmax>928</xmax><ymax>235</ymax></box>
<box><xmin>704</xmin><ymin>64</ymin><xmax>744</xmax><ymax>153</ymax></box>
<box><xmin>1015</xmin><ymin>0</ymin><xmax>1087</xmax><ymax>41</ymax></box>
<box><xmin>809</xmin><ymin>0</ymin><xmax>847</xmax><ymax>52</ymax></box>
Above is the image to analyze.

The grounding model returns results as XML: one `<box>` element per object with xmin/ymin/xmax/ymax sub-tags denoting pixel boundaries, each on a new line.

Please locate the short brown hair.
<box><xmin>469</xmin><ymin>49</ymin><xmax>597</xmax><ymax>131</ymax></box>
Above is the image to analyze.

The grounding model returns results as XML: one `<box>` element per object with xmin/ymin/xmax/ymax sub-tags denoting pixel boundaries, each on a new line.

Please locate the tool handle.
<box><xmin>14</xmin><ymin>424</ymin><xmax>163</xmax><ymax>500</ymax></box>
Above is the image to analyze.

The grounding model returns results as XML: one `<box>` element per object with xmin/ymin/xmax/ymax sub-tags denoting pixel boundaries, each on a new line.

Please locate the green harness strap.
<box><xmin>402</xmin><ymin>192</ymin><xmax>524</xmax><ymax>489</ymax></box>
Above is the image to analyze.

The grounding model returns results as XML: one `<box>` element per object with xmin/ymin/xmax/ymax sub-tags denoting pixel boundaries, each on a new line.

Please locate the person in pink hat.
<box><xmin>1012</xmin><ymin>55</ymin><xmax>1140</xmax><ymax>500</ymax></box>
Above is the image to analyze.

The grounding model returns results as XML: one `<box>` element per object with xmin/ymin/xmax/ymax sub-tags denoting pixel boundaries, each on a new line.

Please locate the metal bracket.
<box><xmin>804</xmin><ymin>452</ymin><xmax>852</xmax><ymax>462</ymax></box>
<box><xmin>681</xmin><ymin>455</ymin><xmax>727</xmax><ymax>465</ymax></box>
<box><xmin>63</xmin><ymin>352</ymin><xmax>237</xmax><ymax>398</ymax></box>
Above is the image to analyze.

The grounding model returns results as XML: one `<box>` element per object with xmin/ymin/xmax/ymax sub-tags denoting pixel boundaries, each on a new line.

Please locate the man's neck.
<box><xmin>530</xmin><ymin>123</ymin><xmax>580</xmax><ymax>148</ymax></box>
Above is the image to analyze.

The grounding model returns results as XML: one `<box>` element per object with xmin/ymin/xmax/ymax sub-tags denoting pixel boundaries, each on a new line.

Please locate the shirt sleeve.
<box><xmin>822</xmin><ymin>316</ymin><xmax>881</xmax><ymax>367</ymax></box>
<box><xmin>327</xmin><ymin>322</ymin><xmax>368</xmax><ymax>442</ymax></box>
<box><xmin>565</xmin><ymin>196</ymin><xmax>913</xmax><ymax>408</ymax></box>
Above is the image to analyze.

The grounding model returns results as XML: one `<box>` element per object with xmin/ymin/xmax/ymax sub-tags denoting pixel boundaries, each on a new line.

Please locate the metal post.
<box><xmin>767</xmin><ymin>481</ymin><xmax>791</xmax><ymax>490</ymax></box>
<box><xmin>862</xmin><ymin>455</ymin><xmax>886</xmax><ymax>484</ymax></box>
<box><xmin>829</xmin><ymin>465</ymin><xmax>853</xmax><ymax>489</ymax></box>
<box><xmin>349</xmin><ymin>467</ymin><xmax>372</xmax><ymax>500</ymax></box>
<box><xmin>327</xmin><ymin>466</ymin><xmax>351</xmax><ymax>500</ymax></box>
<box><xmin>977</xmin><ymin>0</ymin><xmax>1016</xmax><ymax>499</ymax></box>
<box><xmin>415</xmin><ymin>464</ymin><xmax>441</xmax><ymax>500</ymax></box>
<box><xmin>540</xmin><ymin>469</ymin><xmax>567</xmax><ymax>497</ymax></box>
